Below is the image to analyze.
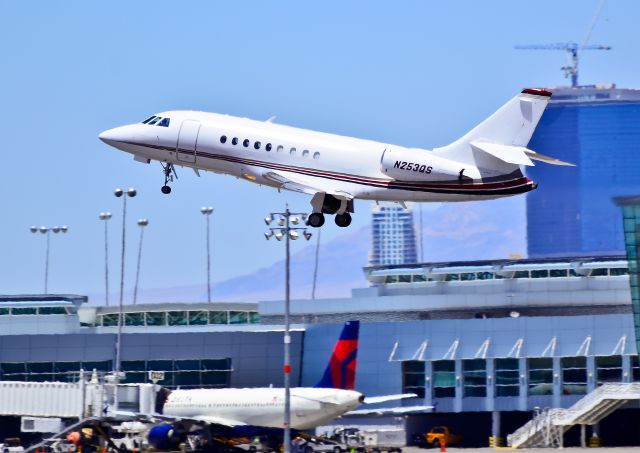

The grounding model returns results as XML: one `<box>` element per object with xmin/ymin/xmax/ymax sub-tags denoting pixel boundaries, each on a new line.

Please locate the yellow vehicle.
<box><xmin>424</xmin><ymin>426</ymin><xmax>462</xmax><ymax>448</ymax></box>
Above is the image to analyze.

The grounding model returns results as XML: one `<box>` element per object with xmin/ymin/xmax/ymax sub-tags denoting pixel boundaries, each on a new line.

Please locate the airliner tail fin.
<box><xmin>315</xmin><ymin>320</ymin><xmax>360</xmax><ymax>390</ymax></box>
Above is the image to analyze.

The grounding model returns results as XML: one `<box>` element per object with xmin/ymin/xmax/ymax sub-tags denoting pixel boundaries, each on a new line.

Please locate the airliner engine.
<box><xmin>148</xmin><ymin>423</ymin><xmax>184</xmax><ymax>450</ymax></box>
<box><xmin>380</xmin><ymin>148</ymin><xmax>478</xmax><ymax>182</ymax></box>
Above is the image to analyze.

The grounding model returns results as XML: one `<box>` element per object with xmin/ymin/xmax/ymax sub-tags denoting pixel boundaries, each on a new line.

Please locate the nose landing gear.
<box><xmin>161</xmin><ymin>162</ymin><xmax>177</xmax><ymax>194</ymax></box>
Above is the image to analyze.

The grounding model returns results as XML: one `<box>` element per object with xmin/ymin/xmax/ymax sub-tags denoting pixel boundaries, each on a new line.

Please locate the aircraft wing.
<box><xmin>363</xmin><ymin>393</ymin><xmax>417</xmax><ymax>404</ymax></box>
<box><xmin>263</xmin><ymin>171</ymin><xmax>354</xmax><ymax>200</ymax></box>
<box><xmin>345</xmin><ymin>405</ymin><xmax>433</xmax><ymax>416</ymax></box>
<box><xmin>116</xmin><ymin>411</ymin><xmax>246</xmax><ymax>428</ymax></box>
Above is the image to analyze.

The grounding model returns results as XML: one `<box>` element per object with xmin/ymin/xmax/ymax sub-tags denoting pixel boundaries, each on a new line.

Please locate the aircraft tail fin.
<box><xmin>315</xmin><ymin>320</ymin><xmax>360</xmax><ymax>390</ymax></box>
<box><xmin>433</xmin><ymin>88</ymin><xmax>553</xmax><ymax>165</ymax></box>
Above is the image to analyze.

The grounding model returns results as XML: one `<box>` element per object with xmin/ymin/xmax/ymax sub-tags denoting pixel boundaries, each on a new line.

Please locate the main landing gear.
<box><xmin>335</xmin><ymin>212</ymin><xmax>352</xmax><ymax>227</ymax></box>
<box><xmin>306</xmin><ymin>194</ymin><xmax>354</xmax><ymax>228</ymax></box>
<box><xmin>161</xmin><ymin>162</ymin><xmax>177</xmax><ymax>194</ymax></box>
<box><xmin>307</xmin><ymin>213</ymin><xmax>325</xmax><ymax>228</ymax></box>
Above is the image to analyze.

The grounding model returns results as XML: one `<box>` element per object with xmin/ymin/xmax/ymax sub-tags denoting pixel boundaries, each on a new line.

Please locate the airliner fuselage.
<box><xmin>164</xmin><ymin>387</ymin><xmax>363</xmax><ymax>430</ymax></box>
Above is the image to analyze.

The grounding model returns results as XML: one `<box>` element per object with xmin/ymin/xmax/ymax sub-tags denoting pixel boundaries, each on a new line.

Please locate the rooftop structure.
<box><xmin>526</xmin><ymin>85</ymin><xmax>640</xmax><ymax>257</ymax></box>
<box><xmin>261</xmin><ymin>256</ymin><xmax>630</xmax><ymax>323</ymax></box>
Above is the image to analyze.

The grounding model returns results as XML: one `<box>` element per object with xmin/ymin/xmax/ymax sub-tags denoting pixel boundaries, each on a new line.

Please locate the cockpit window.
<box><xmin>148</xmin><ymin>117</ymin><xmax>161</xmax><ymax>125</ymax></box>
<box><xmin>157</xmin><ymin>118</ymin><xmax>170</xmax><ymax>127</ymax></box>
<box><xmin>142</xmin><ymin>116</ymin><xmax>156</xmax><ymax>124</ymax></box>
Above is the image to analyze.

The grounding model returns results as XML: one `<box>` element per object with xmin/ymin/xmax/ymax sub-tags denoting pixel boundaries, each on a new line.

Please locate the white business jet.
<box><xmin>99</xmin><ymin>88</ymin><xmax>571</xmax><ymax>228</ymax></box>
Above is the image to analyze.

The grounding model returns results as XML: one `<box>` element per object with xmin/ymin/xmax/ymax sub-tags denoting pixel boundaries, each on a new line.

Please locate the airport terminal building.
<box><xmin>2</xmin><ymin>254</ymin><xmax>640</xmax><ymax>446</ymax></box>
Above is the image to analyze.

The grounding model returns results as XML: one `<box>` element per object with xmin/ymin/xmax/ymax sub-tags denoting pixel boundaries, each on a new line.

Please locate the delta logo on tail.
<box><xmin>315</xmin><ymin>320</ymin><xmax>359</xmax><ymax>390</ymax></box>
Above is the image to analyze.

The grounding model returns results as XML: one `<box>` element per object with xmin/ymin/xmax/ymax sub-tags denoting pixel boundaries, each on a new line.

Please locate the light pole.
<box><xmin>30</xmin><ymin>225</ymin><xmax>68</xmax><ymax>294</ymax></box>
<box><xmin>99</xmin><ymin>212</ymin><xmax>112</xmax><ymax>306</ymax></box>
<box><xmin>113</xmin><ymin>187</ymin><xmax>136</xmax><ymax>411</ymax></box>
<box><xmin>264</xmin><ymin>209</ymin><xmax>312</xmax><ymax>453</ymax></box>
<box><xmin>133</xmin><ymin>218</ymin><xmax>149</xmax><ymax>305</ymax></box>
<box><xmin>200</xmin><ymin>207</ymin><xmax>214</xmax><ymax>303</ymax></box>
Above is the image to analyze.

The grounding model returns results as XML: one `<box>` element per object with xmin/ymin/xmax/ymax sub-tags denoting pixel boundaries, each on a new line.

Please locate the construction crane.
<box><xmin>515</xmin><ymin>42</ymin><xmax>611</xmax><ymax>87</ymax></box>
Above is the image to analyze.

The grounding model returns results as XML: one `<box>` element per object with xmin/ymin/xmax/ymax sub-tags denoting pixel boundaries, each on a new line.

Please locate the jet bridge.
<box><xmin>0</xmin><ymin>376</ymin><xmax>156</xmax><ymax>419</ymax></box>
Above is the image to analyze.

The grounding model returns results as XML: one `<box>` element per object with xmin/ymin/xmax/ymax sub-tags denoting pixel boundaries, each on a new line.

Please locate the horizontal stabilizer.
<box><xmin>471</xmin><ymin>141</ymin><xmax>575</xmax><ymax>167</ymax></box>
<box><xmin>525</xmin><ymin>150</ymin><xmax>575</xmax><ymax>166</ymax></box>
<box><xmin>364</xmin><ymin>393</ymin><xmax>417</xmax><ymax>404</ymax></box>
<box><xmin>471</xmin><ymin>141</ymin><xmax>534</xmax><ymax>166</ymax></box>
<box><xmin>346</xmin><ymin>405</ymin><xmax>433</xmax><ymax>416</ymax></box>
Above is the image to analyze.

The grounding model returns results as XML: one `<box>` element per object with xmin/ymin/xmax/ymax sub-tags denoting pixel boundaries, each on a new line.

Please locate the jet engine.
<box><xmin>148</xmin><ymin>423</ymin><xmax>184</xmax><ymax>450</ymax></box>
<box><xmin>381</xmin><ymin>148</ymin><xmax>476</xmax><ymax>182</ymax></box>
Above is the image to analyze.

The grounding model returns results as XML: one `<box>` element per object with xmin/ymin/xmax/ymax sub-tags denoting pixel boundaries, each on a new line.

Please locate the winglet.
<box><xmin>315</xmin><ymin>320</ymin><xmax>360</xmax><ymax>390</ymax></box>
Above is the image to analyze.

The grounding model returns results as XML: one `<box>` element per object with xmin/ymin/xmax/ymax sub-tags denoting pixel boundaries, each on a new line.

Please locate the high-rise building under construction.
<box><xmin>526</xmin><ymin>85</ymin><xmax>640</xmax><ymax>257</ymax></box>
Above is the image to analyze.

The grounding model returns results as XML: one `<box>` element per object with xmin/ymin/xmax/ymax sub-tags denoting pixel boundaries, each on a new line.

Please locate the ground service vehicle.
<box><xmin>424</xmin><ymin>426</ymin><xmax>462</xmax><ymax>448</ymax></box>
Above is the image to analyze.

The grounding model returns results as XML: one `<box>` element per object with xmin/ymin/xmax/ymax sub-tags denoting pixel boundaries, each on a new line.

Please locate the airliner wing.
<box><xmin>345</xmin><ymin>405</ymin><xmax>433</xmax><ymax>416</ymax></box>
<box><xmin>263</xmin><ymin>171</ymin><xmax>354</xmax><ymax>200</ymax></box>
<box><xmin>189</xmin><ymin>415</ymin><xmax>247</xmax><ymax>427</ymax></box>
<box><xmin>125</xmin><ymin>412</ymin><xmax>246</xmax><ymax>428</ymax></box>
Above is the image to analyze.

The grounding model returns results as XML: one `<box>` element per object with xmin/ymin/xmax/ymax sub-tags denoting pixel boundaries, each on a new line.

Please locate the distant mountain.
<box><xmin>88</xmin><ymin>198</ymin><xmax>525</xmax><ymax>305</ymax></box>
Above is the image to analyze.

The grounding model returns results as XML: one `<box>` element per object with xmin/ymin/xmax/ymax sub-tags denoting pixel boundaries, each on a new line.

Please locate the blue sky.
<box><xmin>1</xmin><ymin>1</ymin><xmax>638</xmax><ymax>299</ymax></box>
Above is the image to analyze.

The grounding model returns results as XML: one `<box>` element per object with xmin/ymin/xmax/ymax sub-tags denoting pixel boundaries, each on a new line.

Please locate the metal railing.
<box><xmin>508</xmin><ymin>383</ymin><xmax>640</xmax><ymax>448</ymax></box>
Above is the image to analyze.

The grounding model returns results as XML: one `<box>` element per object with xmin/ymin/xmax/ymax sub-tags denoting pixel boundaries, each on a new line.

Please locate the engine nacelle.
<box><xmin>148</xmin><ymin>423</ymin><xmax>182</xmax><ymax>450</ymax></box>
<box><xmin>381</xmin><ymin>148</ymin><xmax>477</xmax><ymax>182</ymax></box>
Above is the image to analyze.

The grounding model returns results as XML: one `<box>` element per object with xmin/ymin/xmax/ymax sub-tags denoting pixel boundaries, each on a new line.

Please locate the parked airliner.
<box><xmin>99</xmin><ymin>88</ymin><xmax>572</xmax><ymax>228</ymax></box>
<box><xmin>144</xmin><ymin>321</ymin><xmax>421</xmax><ymax>449</ymax></box>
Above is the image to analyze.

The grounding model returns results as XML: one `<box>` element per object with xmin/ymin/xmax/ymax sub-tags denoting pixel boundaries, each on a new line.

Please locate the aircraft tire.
<box><xmin>335</xmin><ymin>212</ymin><xmax>352</xmax><ymax>227</ymax></box>
<box><xmin>307</xmin><ymin>213</ymin><xmax>325</xmax><ymax>228</ymax></box>
<box><xmin>161</xmin><ymin>185</ymin><xmax>172</xmax><ymax>194</ymax></box>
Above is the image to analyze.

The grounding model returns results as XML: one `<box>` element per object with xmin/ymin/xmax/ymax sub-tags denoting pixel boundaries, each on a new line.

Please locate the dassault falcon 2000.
<box><xmin>99</xmin><ymin>88</ymin><xmax>572</xmax><ymax>228</ymax></box>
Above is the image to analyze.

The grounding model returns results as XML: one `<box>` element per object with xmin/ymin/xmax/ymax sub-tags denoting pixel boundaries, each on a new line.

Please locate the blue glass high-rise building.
<box><xmin>526</xmin><ymin>85</ymin><xmax>640</xmax><ymax>257</ymax></box>
<box><xmin>369</xmin><ymin>204</ymin><xmax>418</xmax><ymax>266</ymax></box>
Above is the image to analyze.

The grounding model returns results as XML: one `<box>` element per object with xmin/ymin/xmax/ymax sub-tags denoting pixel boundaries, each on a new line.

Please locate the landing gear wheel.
<box><xmin>335</xmin><ymin>212</ymin><xmax>352</xmax><ymax>227</ymax></box>
<box><xmin>160</xmin><ymin>162</ymin><xmax>177</xmax><ymax>195</ymax></box>
<box><xmin>307</xmin><ymin>213</ymin><xmax>325</xmax><ymax>228</ymax></box>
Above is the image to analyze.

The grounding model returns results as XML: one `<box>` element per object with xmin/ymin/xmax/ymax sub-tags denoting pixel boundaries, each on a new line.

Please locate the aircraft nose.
<box><xmin>98</xmin><ymin>126</ymin><xmax>130</xmax><ymax>145</ymax></box>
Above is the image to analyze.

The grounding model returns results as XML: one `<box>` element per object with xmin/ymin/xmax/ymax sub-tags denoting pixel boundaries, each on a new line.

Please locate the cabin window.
<box><xmin>290</xmin><ymin>147</ymin><xmax>296</xmax><ymax>156</ymax></box>
<box><xmin>266</xmin><ymin>143</ymin><xmax>272</xmax><ymax>151</ymax></box>
<box><xmin>232</xmin><ymin>137</ymin><xmax>238</xmax><ymax>145</ymax></box>
<box><xmin>157</xmin><ymin>118</ymin><xmax>170</xmax><ymax>127</ymax></box>
<box><xmin>254</xmin><ymin>141</ymin><xmax>261</xmax><ymax>150</ymax></box>
<box><xmin>277</xmin><ymin>145</ymin><xmax>284</xmax><ymax>152</ymax></box>
<box><xmin>302</xmin><ymin>150</ymin><xmax>310</xmax><ymax>158</ymax></box>
<box><xmin>313</xmin><ymin>152</ymin><xmax>320</xmax><ymax>159</ymax></box>
<box><xmin>220</xmin><ymin>135</ymin><xmax>227</xmax><ymax>144</ymax></box>
<box><xmin>243</xmin><ymin>139</ymin><xmax>250</xmax><ymax>147</ymax></box>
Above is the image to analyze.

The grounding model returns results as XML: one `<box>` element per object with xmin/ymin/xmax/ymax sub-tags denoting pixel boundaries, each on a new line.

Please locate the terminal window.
<box><xmin>528</xmin><ymin>358</ymin><xmax>553</xmax><ymax>395</ymax></box>
<box><xmin>126</xmin><ymin>358</ymin><xmax>231</xmax><ymax>388</ymax></box>
<box><xmin>1</xmin><ymin>360</ymin><xmax>112</xmax><ymax>383</ymax></box>
<box><xmin>596</xmin><ymin>355</ymin><xmax>622</xmax><ymax>385</ymax></box>
<box><xmin>401</xmin><ymin>360</ymin><xmax>425</xmax><ymax>398</ymax></box>
<box><xmin>495</xmin><ymin>358</ymin><xmax>519</xmax><ymax>397</ymax></box>
<box><xmin>432</xmin><ymin>360</ymin><xmax>455</xmax><ymax>397</ymax></box>
<box><xmin>463</xmin><ymin>359</ymin><xmax>486</xmax><ymax>397</ymax></box>
<box><xmin>631</xmin><ymin>356</ymin><xmax>640</xmax><ymax>381</ymax></box>
<box><xmin>562</xmin><ymin>356</ymin><xmax>587</xmax><ymax>394</ymax></box>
